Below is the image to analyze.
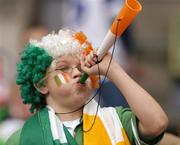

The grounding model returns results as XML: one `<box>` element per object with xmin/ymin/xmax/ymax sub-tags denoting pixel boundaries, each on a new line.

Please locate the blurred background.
<box><xmin>0</xmin><ymin>0</ymin><xmax>180</xmax><ymax>144</ymax></box>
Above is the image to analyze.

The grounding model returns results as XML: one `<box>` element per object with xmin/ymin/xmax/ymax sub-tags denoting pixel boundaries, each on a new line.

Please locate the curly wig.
<box><xmin>16</xmin><ymin>43</ymin><xmax>53</xmax><ymax>112</ymax></box>
<box><xmin>16</xmin><ymin>29</ymin><xmax>99</xmax><ymax>113</ymax></box>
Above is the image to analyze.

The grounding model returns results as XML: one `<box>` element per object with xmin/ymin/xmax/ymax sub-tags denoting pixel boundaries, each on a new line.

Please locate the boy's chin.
<box><xmin>71</xmin><ymin>94</ymin><xmax>89</xmax><ymax>105</ymax></box>
<box><xmin>73</xmin><ymin>85</ymin><xmax>91</xmax><ymax>96</ymax></box>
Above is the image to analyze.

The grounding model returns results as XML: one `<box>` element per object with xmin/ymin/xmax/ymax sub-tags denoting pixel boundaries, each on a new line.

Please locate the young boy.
<box><xmin>6</xmin><ymin>29</ymin><xmax>168</xmax><ymax>145</ymax></box>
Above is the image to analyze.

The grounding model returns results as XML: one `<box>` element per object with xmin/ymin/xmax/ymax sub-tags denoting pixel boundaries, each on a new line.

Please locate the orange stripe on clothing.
<box><xmin>83</xmin><ymin>114</ymin><xmax>112</xmax><ymax>145</ymax></box>
<box><xmin>122</xmin><ymin>128</ymin><xmax>131</xmax><ymax>145</ymax></box>
<box><xmin>116</xmin><ymin>142</ymin><xmax>126</xmax><ymax>145</ymax></box>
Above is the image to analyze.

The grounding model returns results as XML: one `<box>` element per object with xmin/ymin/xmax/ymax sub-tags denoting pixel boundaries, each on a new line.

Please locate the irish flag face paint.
<box><xmin>54</xmin><ymin>73</ymin><xmax>70</xmax><ymax>86</ymax></box>
<box><xmin>54</xmin><ymin>75</ymin><xmax>62</xmax><ymax>86</ymax></box>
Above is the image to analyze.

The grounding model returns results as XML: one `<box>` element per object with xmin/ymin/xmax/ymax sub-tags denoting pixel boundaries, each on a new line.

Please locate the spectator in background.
<box><xmin>0</xmin><ymin>26</ymin><xmax>48</xmax><ymax>145</ymax></box>
<box><xmin>22</xmin><ymin>26</ymin><xmax>49</xmax><ymax>46</ymax></box>
<box><xmin>0</xmin><ymin>46</ymin><xmax>20</xmax><ymax>145</ymax></box>
<box><xmin>0</xmin><ymin>53</ymin><xmax>10</xmax><ymax>145</ymax></box>
<box><xmin>9</xmin><ymin>25</ymin><xmax>48</xmax><ymax>119</ymax></box>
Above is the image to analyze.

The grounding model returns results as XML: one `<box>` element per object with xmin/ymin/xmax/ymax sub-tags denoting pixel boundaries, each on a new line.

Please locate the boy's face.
<box><xmin>45</xmin><ymin>55</ymin><xmax>91</xmax><ymax>109</ymax></box>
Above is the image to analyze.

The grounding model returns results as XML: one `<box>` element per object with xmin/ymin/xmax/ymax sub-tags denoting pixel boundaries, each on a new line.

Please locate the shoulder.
<box><xmin>114</xmin><ymin>106</ymin><xmax>164</xmax><ymax>145</ymax></box>
<box><xmin>23</xmin><ymin>112</ymin><xmax>39</xmax><ymax>127</ymax></box>
<box><xmin>23</xmin><ymin>108</ymin><xmax>47</xmax><ymax>129</ymax></box>
<box><xmin>5</xmin><ymin>129</ymin><xmax>21</xmax><ymax>145</ymax></box>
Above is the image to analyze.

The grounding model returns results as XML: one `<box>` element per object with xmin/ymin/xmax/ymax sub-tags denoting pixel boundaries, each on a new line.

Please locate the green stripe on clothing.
<box><xmin>63</xmin><ymin>125</ymin><xmax>78</xmax><ymax>145</ymax></box>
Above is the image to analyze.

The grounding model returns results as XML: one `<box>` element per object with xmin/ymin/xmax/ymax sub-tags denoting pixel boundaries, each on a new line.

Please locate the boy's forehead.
<box><xmin>55</xmin><ymin>55</ymin><xmax>79</xmax><ymax>64</ymax></box>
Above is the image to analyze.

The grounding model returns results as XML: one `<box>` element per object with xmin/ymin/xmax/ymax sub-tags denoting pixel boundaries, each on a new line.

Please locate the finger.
<box><xmin>89</xmin><ymin>52</ymin><xmax>97</xmax><ymax>65</ymax></box>
<box><xmin>80</xmin><ymin>60</ymin><xmax>91</xmax><ymax>73</ymax></box>
<box><xmin>86</xmin><ymin>54</ymin><xmax>96</xmax><ymax>67</ymax></box>
<box><xmin>84</xmin><ymin>55</ymin><xmax>90</xmax><ymax>67</ymax></box>
<box><xmin>90</xmin><ymin>51</ymin><xmax>97</xmax><ymax>62</ymax></box>
<box><xmin>93</xmin><ymin>54</ymin><xmax>98</xmax><ymax>62</ymax></box>
<box><xmin>88</xmin><ymin>59</ymin><xmax>96</xmax><ymax>66</ymax></box>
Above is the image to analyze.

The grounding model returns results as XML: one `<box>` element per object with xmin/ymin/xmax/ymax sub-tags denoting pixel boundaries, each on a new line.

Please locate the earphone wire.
<box><xmin>83</xmin><ymin>57</ymin><xmax>101</xmax><ymax>132</ymax></box>
<box><xmin>82</xmin><ymin>18</ymin><xmax>121</xmax><ymax>132</ymax></box>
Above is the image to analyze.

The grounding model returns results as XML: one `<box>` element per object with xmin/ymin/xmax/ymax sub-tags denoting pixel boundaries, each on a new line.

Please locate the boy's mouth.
<box><xmin>76</xmin><ymin>82</ymin><xmax>86</xmax><ymax>87</ymax></box>
<box><xmin>74</xmin><ymin>78</ymin><xmax>86</xmax><ymax>87</ymax></box>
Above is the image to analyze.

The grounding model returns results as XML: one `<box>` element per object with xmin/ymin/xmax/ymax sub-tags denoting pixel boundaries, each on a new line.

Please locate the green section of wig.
<box><xmin>16</xmin><ymin>43</ymin><xmax>53</xmax><ymax>113</ymax></box>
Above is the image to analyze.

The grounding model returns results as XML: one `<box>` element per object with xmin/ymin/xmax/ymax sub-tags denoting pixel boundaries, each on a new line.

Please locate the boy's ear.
<box><xmin>34</xmin><ymin>83</ymin><xmax>49</xmax><ymax>94</ymax></box>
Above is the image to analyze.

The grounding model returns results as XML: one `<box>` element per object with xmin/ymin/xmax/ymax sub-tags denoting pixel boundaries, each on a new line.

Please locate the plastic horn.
<box><xmin>79</xmin><ymin>0</ymin><xmax>142</xmax><ymax>84</ymax></box>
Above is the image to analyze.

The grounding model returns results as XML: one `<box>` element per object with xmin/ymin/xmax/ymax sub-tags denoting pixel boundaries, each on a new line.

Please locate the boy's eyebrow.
<box><xmin>56</xmin><ymin>58</ymin><xmax>69</xmax><ymax>63</ymax></box>
<box><xmin>57</xmin><ymin>61</ymin><xmax>67</xmax><ymax>64</ymax></box>
<box><xmin>55</xmin><ymin>57</ymin><xmax>80</xmax><ymax>66</ymax></box>
<box><xmin>56</xmin><ymin>59</ymin><xmax>70</xmax><ymax>64</ymax></box>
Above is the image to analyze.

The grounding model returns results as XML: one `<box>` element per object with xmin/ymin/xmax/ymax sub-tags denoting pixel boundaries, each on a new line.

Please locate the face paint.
<box><xmin>54</xmin><ymin>73</ymin><xmax>70</xmax><ymax>86</ymax></box>
<box><xmin>54</xmin><ymin>75</ymin><xmax>62</xmax><ymax>86</ymax></box>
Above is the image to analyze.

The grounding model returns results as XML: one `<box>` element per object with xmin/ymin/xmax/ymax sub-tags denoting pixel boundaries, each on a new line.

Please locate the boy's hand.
<box><xmin>80</xmin><ymin>51</ymin><xmax>118</xmax><ymax>76</ymax></box>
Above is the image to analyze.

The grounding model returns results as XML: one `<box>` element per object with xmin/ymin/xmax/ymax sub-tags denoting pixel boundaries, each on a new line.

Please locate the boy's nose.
<box><xmin>72</xmin><ymin>68</ymin><xmax>82</xmax><ymax>78</ymax></box>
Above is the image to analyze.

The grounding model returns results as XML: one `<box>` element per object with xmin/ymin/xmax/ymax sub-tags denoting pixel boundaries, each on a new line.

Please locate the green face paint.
<box><xmin>54</xmin><ymin>75</ymin><xmax>61</xmax><ymax>86</ymax></box>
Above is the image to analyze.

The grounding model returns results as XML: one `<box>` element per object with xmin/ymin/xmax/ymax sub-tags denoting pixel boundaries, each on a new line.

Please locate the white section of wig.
<box><xmin>30</xmin><ymin>29</ymin><xmax>84</xmax><ymax>58</ymax></box>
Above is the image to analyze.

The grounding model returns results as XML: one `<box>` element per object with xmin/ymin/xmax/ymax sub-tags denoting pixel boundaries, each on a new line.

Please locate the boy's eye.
<box><xmin>55</xmin><ymin>66</ymin><xmax>71</xmax><ymax>72</ymax></box>
<box><xmin>61</xmin><ymin>67</ymin><xmax>70</xmax><ymax>71</ymax></box>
